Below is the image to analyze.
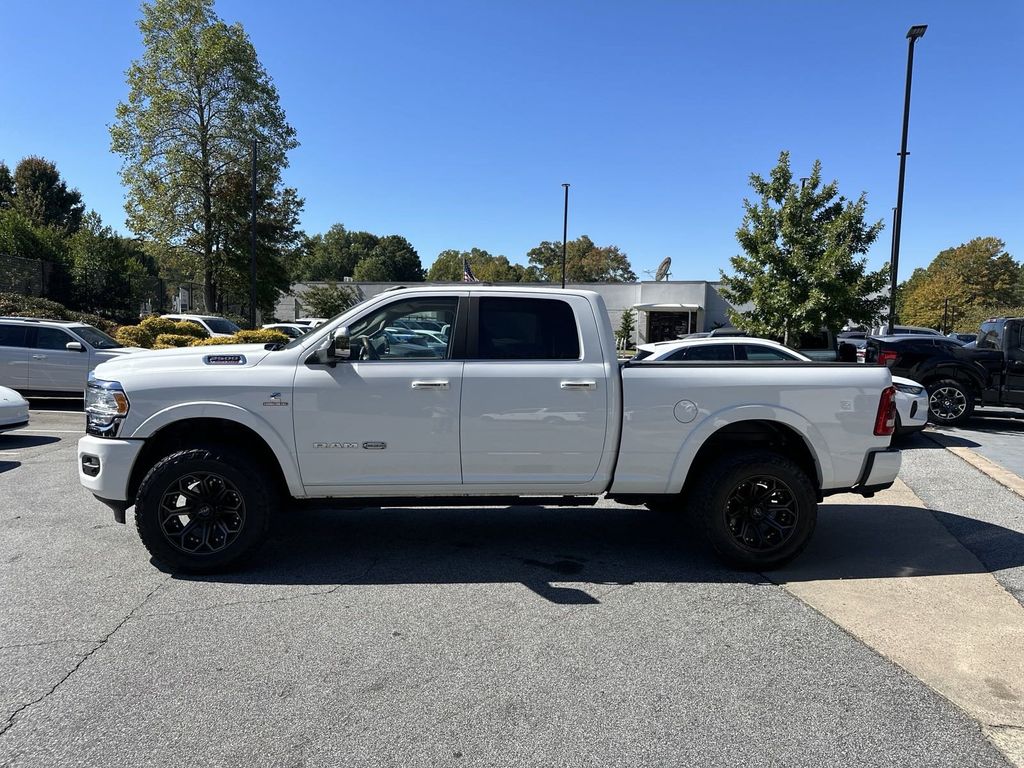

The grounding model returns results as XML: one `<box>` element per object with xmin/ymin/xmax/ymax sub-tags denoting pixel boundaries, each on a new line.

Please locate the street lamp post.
<box><xmin>561</xmin><ymin>183</ymin><xmax>570</xmax><ymax>289</ymax></box>
<box><xmin>887</xmin><ymin>24</ymin><xmax>928</xmax><ymax>334</ymax></box>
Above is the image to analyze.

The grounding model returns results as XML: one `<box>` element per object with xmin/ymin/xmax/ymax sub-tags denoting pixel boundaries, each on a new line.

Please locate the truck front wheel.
<box><xmin>692</xmin><ymin>451</ymin><xmax>817</xmax><ymax>570</ymax></box>
<box><xmin>134</xmin><ymin>447</ymin><xmax>273</xmax><ymax>573</ymax></box>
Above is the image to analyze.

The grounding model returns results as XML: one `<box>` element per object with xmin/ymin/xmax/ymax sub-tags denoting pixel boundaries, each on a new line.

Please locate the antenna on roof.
<box><xmin>654</xmin><ymin>257</ymin><xmax>672</xmax><ymax>282</ymax></box>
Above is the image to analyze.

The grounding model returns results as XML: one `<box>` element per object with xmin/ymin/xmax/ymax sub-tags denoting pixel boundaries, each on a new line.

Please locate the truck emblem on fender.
<box><xmin>263</xmin><ymin>392</ymin><xmax>288</xmax><ymax>407</ymax></box>
<box><xmin>314</xmin><ymin>442</ymin><xmax>359</xmax><ymax>449</ymax></box>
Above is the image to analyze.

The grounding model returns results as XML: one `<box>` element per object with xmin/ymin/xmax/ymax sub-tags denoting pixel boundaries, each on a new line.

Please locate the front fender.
<box><xmin>132</xmin><ymin>402</ymin><xmax>304</xmax><ymax>498</ymax></box>
<box><xmin>665</xmin><ymin>404</ymin><xmax>832</xmax><ymax>494</ymax></box>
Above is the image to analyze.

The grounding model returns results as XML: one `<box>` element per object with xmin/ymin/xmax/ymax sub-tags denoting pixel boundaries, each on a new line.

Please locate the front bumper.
<box><xmin>77</xmin><ymin>435</ymin><xmax>145</xmax><ymax>503</ymax></box>
<box><xmin>896</xmin><ymin>392</ymin><xmax>929</xmax><ymax>430</ymax></box>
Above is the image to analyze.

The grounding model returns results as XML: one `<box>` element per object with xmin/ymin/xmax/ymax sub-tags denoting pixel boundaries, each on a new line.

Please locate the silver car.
<box><xmin>0</xmin><ymin>317</ymin><xmax>141</xmax><ymax>395</ymax></box>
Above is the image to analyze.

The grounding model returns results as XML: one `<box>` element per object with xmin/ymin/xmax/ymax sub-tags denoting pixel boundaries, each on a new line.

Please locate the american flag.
<box><xmin>462</xmin><ymin>258</ymin><xmax>478</xmax><ymax>282</ymax></box>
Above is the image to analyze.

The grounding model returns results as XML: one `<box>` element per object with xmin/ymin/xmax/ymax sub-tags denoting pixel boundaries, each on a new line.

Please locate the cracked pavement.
<box><xmin>0</xmin><ymin>406</ymin><xmax>1016</xmax><ymax>767</ymax></box>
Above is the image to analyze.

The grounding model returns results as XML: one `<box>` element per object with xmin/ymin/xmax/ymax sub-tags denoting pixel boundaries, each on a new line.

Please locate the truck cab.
<box><xmin>976</xmin><ymin>317</ymin><xmax>1024</xmax><ymax>407</ymax></box>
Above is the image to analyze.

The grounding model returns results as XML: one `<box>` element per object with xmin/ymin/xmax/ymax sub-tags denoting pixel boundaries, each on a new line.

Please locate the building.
<box><xmin>276</xmin><ymin>280</ymin><xmax>736</xmax><ymax>346</ymax></box>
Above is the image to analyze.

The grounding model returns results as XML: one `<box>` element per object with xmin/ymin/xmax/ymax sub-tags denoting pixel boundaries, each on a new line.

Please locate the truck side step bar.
<box><xmin>295</xmin><ymin>495</ymin><xmax>601</xmax><ymax>510</ymax></box>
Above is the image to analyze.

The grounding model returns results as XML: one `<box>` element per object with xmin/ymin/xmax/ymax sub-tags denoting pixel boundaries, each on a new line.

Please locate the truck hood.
<box><xmin>92</xmin><ymin>343</ymin><xmax>274</xmax><ymax>380</ymax></box>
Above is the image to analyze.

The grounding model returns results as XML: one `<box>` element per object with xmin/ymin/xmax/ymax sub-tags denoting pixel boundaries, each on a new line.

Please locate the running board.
<box><xmin>295</xmin><ymin>495</ymin><xmax>601</xmax><ymax>510</ymax></box>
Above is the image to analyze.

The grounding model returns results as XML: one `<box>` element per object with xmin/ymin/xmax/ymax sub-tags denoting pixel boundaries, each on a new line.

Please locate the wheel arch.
<box><xmin>918</xmin><ymin>364</ymin><xmax>984</xmax><ymax>396</ymax></box>
<box><xmin>666</xmin><ymin>407</ymin><xmax>828</xmax><ymax>497</ymax></box>
<box><xmin>126</xmin><ymin>406</ymin><xmax>302</xmax><ymax>502</ymax></box>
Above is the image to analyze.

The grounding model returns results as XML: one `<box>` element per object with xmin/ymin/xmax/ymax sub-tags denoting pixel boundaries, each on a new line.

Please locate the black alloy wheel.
<box><xmin>135</xmin><ymin>447</ymin><xmax>274</xmax><ymax>573</ymax></box>
<box><xmin>159</xmin><ymin>471</ymin><xmax>246</xmax><ymax>555</ymax></box>
<box><xmin>724</xmin><ymin>475</ymin><xmax>799</xmax><ymax>552</ymax></box>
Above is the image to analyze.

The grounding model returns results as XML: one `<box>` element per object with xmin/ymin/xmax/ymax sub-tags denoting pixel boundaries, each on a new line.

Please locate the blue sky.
<box><xmin>2</xmin><ymin>1</ymin><xmax>1021</xmax><ymax>281</ymax></box>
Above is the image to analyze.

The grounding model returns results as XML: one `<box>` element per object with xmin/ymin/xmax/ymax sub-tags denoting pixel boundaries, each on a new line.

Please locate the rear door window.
<box><xmin>476</xmin><ymin>297</ymin><xmax>580</xmax><ymax>360</ymax></box>
<box><xmin>738</xmin><ymin>344</ymin><xmax>799</xmax><ymax>361</ymax></box>
<box><xmin>0</xmin><ymin>324</ymin><xmax>29</xmax><ymax>348</ymax></box>
<box><xmin>665</xmin><ymin>345</ymin><xmax>733</xmax><ymax>361</ymax></box>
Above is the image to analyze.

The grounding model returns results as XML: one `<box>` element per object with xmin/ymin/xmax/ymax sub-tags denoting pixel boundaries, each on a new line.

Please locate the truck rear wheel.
<box><xmin>926</xmin><ymin>379</ymin><xmax>974</xmax><ymax>426</ymax></box>
<box><xmin>692</xmin><ymin>451</ymin><xmax>817</xmax><ymax>570</ymax></box>
<box><xmin>134</xmin><ymin>447</ymin><xmax>273</xmax><ymax>573</ymax></box>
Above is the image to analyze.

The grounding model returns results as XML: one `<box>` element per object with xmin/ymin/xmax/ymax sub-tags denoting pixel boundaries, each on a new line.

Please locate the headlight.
<box><xmin>85</xmin><ymin>379</ymin><xmax>129</xmax><ymax>437</ymax></box>
<box><xmin>893</xmin><ymin>382</ymin><xmax>924</xmax><ymax>395</ymax></box>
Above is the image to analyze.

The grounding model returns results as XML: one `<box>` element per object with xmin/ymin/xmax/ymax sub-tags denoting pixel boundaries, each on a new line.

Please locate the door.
<box><xmin>1004</xmin><ymin>322</ymin><xmax>1024</xmax><ymax>405</ymax></box>
<box><xmin>0</xmin><ymin>324</ymin><xmax>31</xmax><ymax>391</ymax></box>
<box><xmin>460</xmin><ymin>295</ymin><xmax>609</xmax><ymax>484</ymax></box>
<box><xmin>292</xmin><ymin>295</ymin><xmax>465</xmax><ymax>488</ymax></box>
<box><xmin>28</xmin><ymin>327</ymin><xmax>89</xmax><ymax>392</ymax></box>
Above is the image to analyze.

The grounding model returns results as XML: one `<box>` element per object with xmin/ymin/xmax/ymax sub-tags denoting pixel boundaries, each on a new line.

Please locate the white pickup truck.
<box><xmin>77</xmin><ymin>287</ymin><xmax>901</xmax><ymax>573</ymax></box>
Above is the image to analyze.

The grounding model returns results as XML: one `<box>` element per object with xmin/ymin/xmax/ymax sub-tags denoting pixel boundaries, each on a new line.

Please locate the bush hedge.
<box><xmin>152</xmin><ymin>333</ymin><xmax>196</xmax><ymax>349</ymax></box>
<box><xmin>232</xmin><ymin>329</ymin><xmax>289</xmax><ymax>344</ymax></box>
<box><xmin>139</xmin><ymin>316</ymin><xmax>178</xmax><ymax>337</ymax></box>
<box><xmin>115</xmin><ymin>325</ymin><xmax>154</xmax><ymax>348</ymax></box>
<box><xmin>189</xmin><ymin>336</ymin><xmax>239</xmax><ymax>346</ymax></box>
<box><xmin>171</xmin><ymin>321</ymin><xmax>209</xmax><ymax>339</ymax></box>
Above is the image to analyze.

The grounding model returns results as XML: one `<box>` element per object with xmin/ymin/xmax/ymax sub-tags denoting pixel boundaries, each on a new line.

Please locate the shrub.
<box><xmin>189</xmin><ymin>336</ymin><xmax>238</xmax><ymax>346</ymax></box>
<box><xmin>232</xmin><ymin>329</ymin><xmax>289</xmax><ymax>344</ymax></box>
<box><xmin>115</xmin><ymin>325</ymin><xmax>154</xmax><ymax>348</ymax></box>
<box><xmin>0</xmin><ymin>292</ymin><xmax>119</xmax><ymax>333</ymax></box>
<box><xmin>152</xmin><ymin>333</ymin><xmax>195</xmax><ymax>349</ymax></box>
<box><xmin>139</xmin><ymin>315</ymin><xmax>178</xmax><ymax>337</ymax></box>
<box><xmin>172</xmin><ymin>321</ymin><xmax>209</xmax><ymax>339</ymax></box>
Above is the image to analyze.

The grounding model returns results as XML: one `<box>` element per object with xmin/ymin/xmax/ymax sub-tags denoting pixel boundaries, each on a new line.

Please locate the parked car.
<box><xmin>294</xmin><ymin>317</ymin><xmax>328</xmax><ymax>327</ymax></box>
<box><xmin>78</xmin><ymin>287</ymin><xmax>899</xmax><ymax>573</ymax></box>
<box><xmin>262</xmin><ymin>323</ymin><xmax>309</xmax><ymax>339</ymax></box>
<box><xmin>160</xmin><ymin>314</ymin><xmax>241</xmax><ymax>338</ymax></box>
<box><xmin>947</xmin><ymin>332</ymin><xmax>977</xmax><ymax>344</ymax></box>
<box><xmin>0</xmin><ymin>385</ymin><xmax>29</xmax><ymax>432</ymax></box>
<box><xmin>864</xmin><ymin>319</ymin><xmax>1024</xmax><ymax>425</ymax></box>
<box><xmin>635</xmin><ymin>337</ymin><xmax>927</xmax><ymax>434</ymax></box>
<box><xmin>0</xmin><ymin>318</ymin><xmax>142</xmax><ymax>395</ymax></box>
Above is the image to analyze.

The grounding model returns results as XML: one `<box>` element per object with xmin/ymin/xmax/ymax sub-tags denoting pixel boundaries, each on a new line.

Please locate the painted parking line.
<box><xmin>7</xmin><ymin>429</ymin><xmax>82</xmax><ymax>434</ymax></box>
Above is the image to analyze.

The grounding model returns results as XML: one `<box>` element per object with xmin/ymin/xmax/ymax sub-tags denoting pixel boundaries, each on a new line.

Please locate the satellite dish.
<box><xmin>654</xmin><ymin>257</ymin><xmax>672</xmax><ymax>282</ymax></box>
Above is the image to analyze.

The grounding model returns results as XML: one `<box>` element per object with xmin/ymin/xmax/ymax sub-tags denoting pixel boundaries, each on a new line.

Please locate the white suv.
<box><xmin>0</xmin><ymin>317</ymin><xmax>142</xmax><ymax>395</ymax></box>
<box><xmin>160</xmin><ymin>314</ymin><xmax>241</xmax><ymax>338</ymax></box>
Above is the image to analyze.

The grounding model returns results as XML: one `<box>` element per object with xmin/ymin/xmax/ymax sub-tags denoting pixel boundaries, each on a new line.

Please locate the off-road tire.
<box><xmin>691</xmin><ymin>451</ymin><xmax>817</xmax><ymax>570</ymax></box>
<box><xmin>926</xmin><ymin>378</ymin><xmax>974</xmax><ymax>427</ymax></box>
<box><xmin>135</xmin><ymin>447</ymin><xmax>274</xmax><ymax>573</ymax></box>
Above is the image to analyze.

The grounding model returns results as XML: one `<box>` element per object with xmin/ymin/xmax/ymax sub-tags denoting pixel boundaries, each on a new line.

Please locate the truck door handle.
<box><xmin>411</xmin><ymin>380</ymin><xmax>449</xmax><ymax>390</ymax></box>
<box><xmin>560</xmin><ymin>380</ymin><xmax>596</xmax><ymax>390</ymax></box>
<box><xmin>31</xmin><ymin>354</ymin><xmax>47</xmax><ymax>360</ymax></box>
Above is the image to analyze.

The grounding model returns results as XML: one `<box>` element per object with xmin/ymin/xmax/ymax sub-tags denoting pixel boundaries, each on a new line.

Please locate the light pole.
<box><xmin>561</xmin><ymin>183</ymin><xmax>570</xmax><ymax>289</ymax></box>
<box><xmin>249</xmin><ymin>137</ymin><xmax>258</xmax><ymax>329</ymax></box>
<box><xmin>887</xmin><ymin>24</ymin><xmax>928</xmax><ymax>334</ymax></box>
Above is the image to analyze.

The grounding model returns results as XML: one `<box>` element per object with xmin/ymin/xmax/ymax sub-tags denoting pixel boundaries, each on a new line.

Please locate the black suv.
<box><xmin>864</xmin><ymin>318</ymin><xmax>1024</xmax><ymax>425</ymax></box>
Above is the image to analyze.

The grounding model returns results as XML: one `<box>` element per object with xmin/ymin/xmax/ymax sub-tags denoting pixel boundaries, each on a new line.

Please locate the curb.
<box><xmin>923</xmin><ymin>430</ymin><xmax>1024</xmax><ymax>500</ymax></box>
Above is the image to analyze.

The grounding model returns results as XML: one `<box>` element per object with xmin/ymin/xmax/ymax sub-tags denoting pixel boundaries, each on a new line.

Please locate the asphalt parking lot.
<box><xmin>1</xmin><ymin>404</ymin><xmax>1022</xmax><ymax>767</ymax></box>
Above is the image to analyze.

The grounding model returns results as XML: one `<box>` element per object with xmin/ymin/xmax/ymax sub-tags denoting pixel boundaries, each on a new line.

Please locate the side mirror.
<box><xmin>66</xmin><ymin>341</ymin><xmax>84</xmax><ymax>352</ymax></box>
<box><xmin>313</xmin><ymin>326</ymin><xmax>351</xmax><ymax>367</ymax></box>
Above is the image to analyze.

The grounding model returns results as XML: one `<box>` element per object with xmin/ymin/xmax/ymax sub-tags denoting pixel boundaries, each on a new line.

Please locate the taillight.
<box><xmin>877</xmin><ymin>350</ymin><xmax>898</xmax><ymax>367</ymax></box>
<box><xmin>874</xmin><ymin>386</ymin><xmax>897</xmax><ymax>436</ymax></box>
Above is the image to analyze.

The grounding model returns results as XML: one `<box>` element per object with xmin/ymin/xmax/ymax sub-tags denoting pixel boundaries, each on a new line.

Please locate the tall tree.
<box><xmin>899</xmin><ymin>237</ymin><xmax>1022</xmax><ymax>329</ymax></box>
<box><xmin>212</xmin><ymin>170</ymin><xmax>304</xmax><ymax>318</ymax></box>
<box><xmin>293</xmin><ymin>224</ymin><xmax>362</xmax><ymax>282</ymax></box>
<box><xmin>351</xmin><ymin>235</ymin><xmax>423</xmax><ymax>282</ymax></box>
<box><xmin>719</xmin><ymin>151</ymin><xmax>888</xmax><ymax>345</ymax></box>
<box><xmin>527</xmin><ymin>235</ymin><xmax>636</xmax><ymax>283</ymax></box>
<box><xmin>426</xmin><ymin>248</ymin><xmax>539</xmax><ymax>282</ymax></box>
<box><xmin>4</xmin><ymin>156</ymin><xmax>84</xmax><ymax>233</ymax></box>
<box><xmin>110</xmin><ymin>0</ymin><xmax>297</xmax><ymax>311</ymax></box>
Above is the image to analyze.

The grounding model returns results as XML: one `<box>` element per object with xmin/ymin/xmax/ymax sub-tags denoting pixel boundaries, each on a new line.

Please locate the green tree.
<box><xmin>616</xmin><ymin>308</ymin><xmax>636</xmax><ymax>348</ymax></box>
<box><xmin>527</xmin><ymin>235</ymin><xmax>636</xmax><ymax>283</ymax></box>
<box><xmin>426</xmin><ymin>248</ymin><xmax>539</xmax><ymax>282</ymax></box>
<box><xmin>67</xmin><ymin>212</ymin><xmax>156</xmax><ymax>321</ymax></box>
<box><xmin>110</xmin><ymin>0</ymin><xmax>298</xmax><ymax>312</ymax></box>
<box><xmin>298</xmin><ymin>282</ymin><xmax>360</xmax><ymax>318</ymax></box>
<box><xmin>2</xmin><ymin>156</ymin><xmax>84</xmax><ymax>233</ymax></box>
<box><xmin>719</xmin><ymin>151</ymin><xmax>888</xmax><ymax>345</ymax></box>
<box><xmin>351</xmin><ymin>235</ymin><xmax>423</xmax><ymax>282</ymax></box>
<box><xmin>899</xmin><ymin>237</ymin><xmax>1021</xmax><ymax>330</ymax></box>
<box><xmin>293</xmin><ymin>224</ymin><xmax>362</xmax><ymax>281</ymax></box>
<box><xmin>211</xmin><ymin>170</ymin><xmax>304</xmax><ymax>318</ymax></box>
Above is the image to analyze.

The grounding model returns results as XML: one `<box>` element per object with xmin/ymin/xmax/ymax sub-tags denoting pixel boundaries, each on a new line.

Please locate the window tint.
<box><xmin>739</xmin><ymin>344</ymin><xmax>798</xmax><ymax>361</ymax></box>
<box><xmin>0</xmin><ymin>324</ymin><xmax>29</xmax><ymax>348</ymax></box>
<box><xmin>666</xmin><ymin>345</ymin><xmax>733</xmax><ymax>361</ymax></box>
<box><xmin>477</xmin><ymin>297</ymin><xmax>580</xmax><ymax>360</ymax></box>
<box><xmin>977</xmin><ymin>322</ymin><xmax>1002</xmax><ymax>350</ymax></box>
<box><xmin>347</xmin><ymin>297</ymin><xmax>458</xmax><ymax>360</ymax></box>
<box><xmin>34</xmin><ymin>327</ymin><xmax>75</xmax><ymax>350</ymax></box>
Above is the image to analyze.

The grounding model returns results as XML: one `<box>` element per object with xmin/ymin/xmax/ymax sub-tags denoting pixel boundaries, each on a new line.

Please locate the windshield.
<box><xmin>71</xmin><ymin>325</ymin><xmax>122</xmax><ymax>350</ymax></box>
<box><xmin>205</xmin><ymin>317</ymin><xmax>241</xmax><ymax>334</ymax></box>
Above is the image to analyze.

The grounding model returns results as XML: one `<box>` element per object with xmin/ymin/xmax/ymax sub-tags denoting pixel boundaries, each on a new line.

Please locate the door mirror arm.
<box><xmin>312</xmin><ymin>327</ymin><xmax>352</xmax><ymax>368</ymax></box>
